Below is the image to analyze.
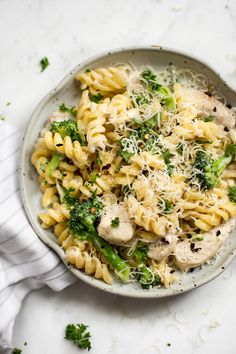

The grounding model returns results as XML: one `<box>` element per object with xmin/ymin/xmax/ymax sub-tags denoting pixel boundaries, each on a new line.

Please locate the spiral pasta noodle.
<box><xmin>65</xmin><ymin>246</ymin><xmax>113</xmax><ymax>284</ymax></box>
<box><xmin>76</xmin><ymin>66</ymin><xmax>127</xmax><ymax>95</ymax></box>
<box><xmin>44</xmin><ymin>131</ymin><xmax>89</xmax><ymax>168</ymax></box>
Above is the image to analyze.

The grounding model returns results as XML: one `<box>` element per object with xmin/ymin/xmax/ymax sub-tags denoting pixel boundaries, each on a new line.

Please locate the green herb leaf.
<box><xmin>143</xmin><ymin>114</ymin><xmax>159</xmax><ymax>129</ymax></box>
<box><xmin>40</xmin><ymin>57</ymin><xmax>49</xmax><ymax>72</ymax></box>
<box><xmin>203</xmin><ymin>115</ymin><xmax>214</xmax><ymax>122</ymax></box>
<box><xmin>176</xmin><ymin>142</ymin><xmax>184</xmax><ymax>155</ymax></box>
<box><xmin>120</xmin><ymin>150</ymin><xmax>133</xmax><ymax>163</ymax></box>
<box><xmin>65</xmin><ymin>323</ymin><xmax>91</xmax><ymax>351</ymax></box>
<box><xmin>0</xmin><ymin>114</ymin><xmax>5</xmax><ymax>121</ymax></box>
<box><xmin>195</xmin><ymin>139</ymin><xmax>212</xmax><ymax>144</ymax></box>
<box><xmin>89</xmin><ymin>93</ymin><xmax>104</xmax><ymax>103</ymax></box>
<box><xmin>162</xmin><ymin>149</ymin><xmax>174</xmax><ymax>176</ymax></box>
<box><xmin>85</xmin><ymin>68</ymin><xmax>91</xmax><ymax>73</ymax></box>
<box><xmin>111</xmin><ymin>217</ymin><xmax>120</xmax><ymax>228</ymax></box>
<box><xmin>229</xmin><ymin>186</ymin><xmax>236</xmax><ymax>203</ymax></box>
<box><xmin>12</xmin><ymin>349</ymin><xmax>22</xmax><ymax>354</ymax></box>
<box><xmin>88</xmin><ymin>172</ymin><xmax>98</xmax><ymax>183</ymax></box>
<box><xmin>191</xmin><ymin>234</ymin><xmax>204</xmax><ymax>241</ymax></box>
<box><xmin>134</xmin><ymin>94</ymin><xmax>149</xmax><ymax>106</ymax></box>
<box><xmin>95</xmin><ymin>152</ymin><xmax>102</xmax><ymax>166</ymax></box>
<box><xmin>59</xmin><ymin>103</ymin><xmax>78</xmax><ymax>117</ymax></box>
<box><xmin>163</xmin><ymin>200</ymin><xmax>173</xmax><ymax>213</ymax></box>
<box><xmin>140</xmin><ymin>69</ymin><xmax>161</xmax><ymax>92</ymax></box>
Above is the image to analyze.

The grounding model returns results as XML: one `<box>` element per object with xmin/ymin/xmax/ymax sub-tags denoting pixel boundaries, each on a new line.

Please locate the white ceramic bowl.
<box><xmin>20</xmin><ymin>46</ymin><xmax>236</xmax><ymax>298</ymax></box>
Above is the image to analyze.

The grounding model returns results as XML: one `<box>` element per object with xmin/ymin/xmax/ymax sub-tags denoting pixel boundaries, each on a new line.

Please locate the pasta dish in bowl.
<box><xmin>20</xmin><ymin>47</ymin><xmax>236</xmax><ymax>297</ymax></box>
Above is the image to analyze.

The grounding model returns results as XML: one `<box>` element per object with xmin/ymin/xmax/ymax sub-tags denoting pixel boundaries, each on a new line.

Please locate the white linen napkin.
<box><xmin>0</xmin><ymin>122</ymin><xmax>77</xmax><ymax>353</ymax></box>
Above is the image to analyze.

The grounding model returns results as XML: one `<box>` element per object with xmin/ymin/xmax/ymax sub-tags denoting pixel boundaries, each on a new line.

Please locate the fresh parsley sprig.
<box><xmin>12</xmin><ymin>349</ymin><xmax>22</xmax><ymax>354</ymax></box>
<box><xmin>65</xmin><ymin>323</ymin><xmax>92</xmax><ymax>351</ymax></box>
<box><xmin>59</xmin><ymin>103</ymin><xmax>78</xmax><ymax>117</ymax></box>
<box><xmin>111</xmin><ymin>217</ymin><xmax>120</xmax><ymax>227</ymax></box>
<box><xmin>40</xmin><ymin>57</ymin><xmax>49</xmax><ymax>72</ymax></box>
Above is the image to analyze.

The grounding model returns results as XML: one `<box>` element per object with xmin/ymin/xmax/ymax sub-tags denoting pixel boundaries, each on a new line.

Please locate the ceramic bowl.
<box><xmin>20</xmin><ymin>46</ymin><xmax>236</xmax><ymax>298</ymax></box>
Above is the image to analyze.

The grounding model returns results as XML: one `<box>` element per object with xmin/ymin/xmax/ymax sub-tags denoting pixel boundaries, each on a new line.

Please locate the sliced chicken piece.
<box><xmin>97</xmin><ymin>204</ymin><xmax>134</xmax><ymax>245</ymax></box>
<box><xmin>174</xmin><ymin>84</ymin><xmax>235</xmax><ymax>129</ymax></box>
<box><xmin>148</xmin><ymin>235</ymin><xmax>177</xmax><ymax>262</ymax></box>
<box><xmin>174</xmin><ymin>218</ymin><xmax>235</xmax><ymax>271</ymax></box>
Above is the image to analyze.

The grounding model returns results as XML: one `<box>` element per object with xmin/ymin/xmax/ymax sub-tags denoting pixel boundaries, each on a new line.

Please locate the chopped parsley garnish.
<box><xmin>191</xmin><ymin>234</ymin><xmax>204</xmax><ymax>241</ymax></box>
<box><xmin>111</xmin><ymin>217</ymin><xmax>120</xmax><ymax>227</ymax></box>
<box><xmin>12</xmin><ymin>349</ymin><xmax>22</xmax><ymax>354</ymax></box>
<box><xmin>228</xmin><ymin>186</ymin><xmax>236</xmax><ymax>203</ymax></box>
<box><xmin>85</xmin><ymin>68</ymin><xmax>91</xmax><ymax>73</ymax></box>
<box><xmin>133</xmin><ymin>94</ymin><xmax>149</xmax><ymax>106</ymax></box>
<box><xmin>6</xmin><ymin>102</ymin><xmax>11</xmax><ymax>106</ymax></box>
<box><xmin>65</xmin><ymin>323</ymin><xmax>91</xmax><ymax>351</ymax></box>
<box><xmin>40</xmin><ymin>57</ymin><xmax>49</xmax><ymax>72</ymax></box>
<box><xmin>140</xmin><ymin>69</ymin><xmax>161</xmax><ymax>92</ymax></box>
<box><xmin>89</xmin><ymin>93</ymin><xmax>104</xmax><ymax>103</ymax></box>
<box><xmin>162</xmin><ymin>149</ymin><xmax>174</xmax><ymax>176</ymax></box>
<box><xmin>59</xmin><ymin>103</ymin><xmax>78</xmax><ymax>117</ymax></box>
<box><xmin>203</xmin><ymin>115</ymin><xmax>214</xmax><ymax>122</ymax></box>
<box><xmin>0</xmin><ymin>114</ymin><xmax>5</xmax><ymax>121</ymax></box>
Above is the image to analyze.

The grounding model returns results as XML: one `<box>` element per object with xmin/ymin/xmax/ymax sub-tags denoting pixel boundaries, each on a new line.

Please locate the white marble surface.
<box><xmin>1</xmin><ymin>0</ymin><xmax>236</xmax><ymax>353</ymax></box>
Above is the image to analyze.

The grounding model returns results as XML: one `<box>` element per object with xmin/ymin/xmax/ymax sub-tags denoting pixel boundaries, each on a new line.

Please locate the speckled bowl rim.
<box><xmin>19</xmin><ymin>45</ymin><xmax>236</xmax><ymax>298</ymax></box>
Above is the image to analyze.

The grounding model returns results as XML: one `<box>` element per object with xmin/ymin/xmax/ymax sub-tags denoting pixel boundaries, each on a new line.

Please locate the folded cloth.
<box><xmin>0</xmin><ymin>122</ymin><xmax>76</xmax><ymax>353</ymax></box>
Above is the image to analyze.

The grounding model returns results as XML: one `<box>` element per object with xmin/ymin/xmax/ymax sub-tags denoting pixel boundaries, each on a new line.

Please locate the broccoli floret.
<box><xmin>51</xmin><ymin>119</ymin><xmax>85</xmax><ymax>145</ymax></box>
<box><xmin>228</xmin><ymin>186</ymin><xmax>236</xmax><ymax>203</ymax></box>
<box><xmin>68</xmin><ymin>197</ymin><xmax>130</xmax><ymax>283</ymax></box>
<box><xmin>194</xmin><ymin>144</ymin><xmax>236</xmax><ymax>189</ymax></box>
<box><xmin>63</xmin><ymin>187</ymin><xmax>76</xmax><ymax>206</ymax></box>
<box><xmin>46</xmin><ymin>153</ymin><xmax>62</xmax><ymax>177</ymax></box>
<box><xmin>130</xmin><ymin>242</ymin><xmax>161</xmax><ymax>289</ymax></box>
<box><xmin>158</xmin><ymin>86</ymin><xmax>176</xmax><ymax>110</ymax></box>
<box><xmin>140</xmin><ymin>69</ymin><xmax>176</xmax><ymax>110</ymax></box>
